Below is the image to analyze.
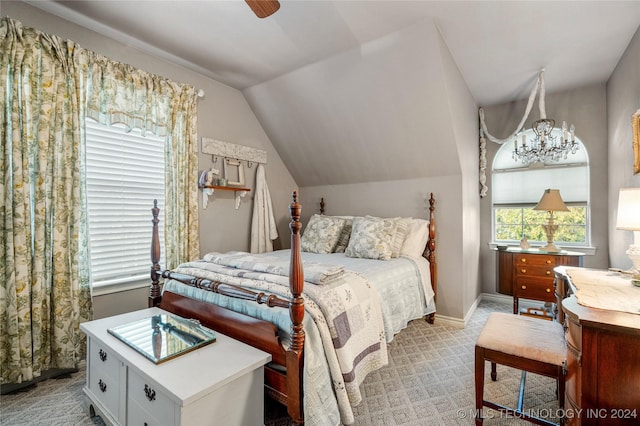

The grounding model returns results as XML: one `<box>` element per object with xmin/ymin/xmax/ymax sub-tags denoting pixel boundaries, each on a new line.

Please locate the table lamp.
<box><xmin>533</xmin><ymin>189</ymin><xmax>569</xmax><ymax>252</ymax></box>
<box><xmin>616</xmin><ymin>187</ymin><xmax>640</xmax><ymax>273</ymax></box>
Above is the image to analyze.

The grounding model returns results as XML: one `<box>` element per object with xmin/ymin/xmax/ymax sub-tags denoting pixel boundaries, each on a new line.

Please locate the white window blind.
<box><xmin>85</xmin><ymin>119</ymin><xmax>165</xmax><ymax>287</ymax></box>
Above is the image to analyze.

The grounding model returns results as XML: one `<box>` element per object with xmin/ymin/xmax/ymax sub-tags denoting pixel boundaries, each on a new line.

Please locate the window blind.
<box><xmin>85</xmin><ymin>119</ymin><xmax>165</xmax><ymax>287</ymax></box>
<box><xmin>492</xmin><ymin>166</ymin><xmax>589</xmax><ymax>205</ymax></box>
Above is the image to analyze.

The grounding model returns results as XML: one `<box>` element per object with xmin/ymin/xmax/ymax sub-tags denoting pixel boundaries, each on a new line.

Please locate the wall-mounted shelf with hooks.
<box><xmin>199</xmin><ymin>185</ymin><xmax>250</xmax><ymax>210</ymax></box>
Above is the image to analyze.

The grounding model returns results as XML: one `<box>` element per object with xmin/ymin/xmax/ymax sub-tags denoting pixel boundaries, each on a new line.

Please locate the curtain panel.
<box><xmin>84</xmin><ymin>52</ymin><xmax>200</xmax><ymax>268</ymax></box>
<box><xmin>0</xmin><ymin>15</ymin><xmax>200</xmax><ymax>384</ymax></box>
<box><xmin>1</xmin><ymin>17</ymin><xmax>93</xmax><ymax>384</ymax></box>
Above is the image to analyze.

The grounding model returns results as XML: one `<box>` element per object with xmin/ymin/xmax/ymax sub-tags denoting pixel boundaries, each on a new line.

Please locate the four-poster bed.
<box><xmin>148</xmin><ymin>191</ymin><xmax>437</xmax><ymax>425</ymax></box>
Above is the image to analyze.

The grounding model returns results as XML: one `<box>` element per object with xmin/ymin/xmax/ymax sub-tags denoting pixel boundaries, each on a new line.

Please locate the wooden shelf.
<box><xmin>199</xmin><ymin>185</ymin><xmax>250</xmax><ymax>192</ymax></box>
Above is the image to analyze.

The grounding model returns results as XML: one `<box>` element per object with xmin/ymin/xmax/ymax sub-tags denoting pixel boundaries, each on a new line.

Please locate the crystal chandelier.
<box><xmin>513</xmin><ymin>118</ymin><xmax>578</xmax><ymax>165</ymax></box>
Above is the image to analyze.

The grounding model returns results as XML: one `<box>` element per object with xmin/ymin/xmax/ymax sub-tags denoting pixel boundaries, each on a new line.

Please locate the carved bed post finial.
<box><xmin>287</xmin><ymin>190</ymin><xmax>305</xmax><ymax>424</ymax></box>
<box><xmin>288</xmin><ymin>191</ymin><xmax>305</xmax><ymax>352</ymax></box>
<box><xmin>150</xmin><ymin>200</ymin><xmax>162</xmax><ymax>307</ymax></box>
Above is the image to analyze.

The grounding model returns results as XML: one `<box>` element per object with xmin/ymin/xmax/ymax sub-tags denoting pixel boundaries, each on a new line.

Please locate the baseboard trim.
<box><xmin>433</xmin><ymin>313</ymin><xmax>465</xmax><ymax>328</ymax></box>
<box><xmin>480</xmin><ymin>292</ymin><xmax>512</xmax><ymax>304</ymax></box>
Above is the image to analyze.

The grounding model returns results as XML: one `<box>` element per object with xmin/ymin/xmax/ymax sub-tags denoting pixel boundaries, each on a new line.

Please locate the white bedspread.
<box><xmin>162</xmin><ymin>250</ymin><xmax>435</xmax><ymax>425</ymax></box>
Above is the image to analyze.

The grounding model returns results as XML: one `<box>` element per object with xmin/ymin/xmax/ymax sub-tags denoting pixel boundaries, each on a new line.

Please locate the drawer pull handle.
<box><xmin>98</xmin><ymin>349</ymin><xmax>107</xmax><ymax>362</ymax></box>
<box><xmin>546</xmin><ymin>259</ymin><xmax>552</xmax><ymax>264</ymax></box>
<box><xmin>520</xmin><ymin>258</ymin><xmax>526</xmax><ymax>263</ymax></box>
<box><xmin>98</xmin><ymin>379</ymin><xmax>107</xmax><ymax>393</ymax></box>
<box><xmin>546</xmin><ymin>271</ymin><xmax>551</xmax><ymax>275</ymax></box>
<box><xmin>521</xmin><ymin>285</ymin><xmax>526</xmax><ymax>290</ymax></box>
<box><xmin>144</xmin><ymin>384</ymin><xmax>156</xmax><ymax>402</ymax></box>
<box><xmin>546</xmin><ymin>288</ymin><xmax>551</xmax><ymax>293</ymax></box>
<box><xmin>521</xmin><ymin>268</ymin><xmax>527</xmax><ymax>273</ymax></box>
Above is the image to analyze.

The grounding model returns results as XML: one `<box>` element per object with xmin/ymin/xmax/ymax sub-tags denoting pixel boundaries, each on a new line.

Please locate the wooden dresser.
<box><xmin>555</xmin><ymin>267</ymin><xmax>640</xmax><ymax>425</ymax></box>
<box><xmin>497</xmin><ymin>248</ymin><xmax>583</xmax><ymax>314</ymax></box>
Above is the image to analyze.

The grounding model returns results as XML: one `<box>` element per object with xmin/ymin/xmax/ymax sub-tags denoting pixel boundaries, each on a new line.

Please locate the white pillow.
<box><xmin>400</xmin><ymin>218</ymin><xmax>430</xmax><ymax>258</ymax></box>
<box><xmin>301</xmin><ymin>214</ymin><xmax>346</xmax><ymax>254</ymax></box>
<box><xmin>390</xmin><ymin>217</ymin><xmax>411</xmax><ymax>258</ymax></box>
<box><xmin>345</xmin><ymin>216</ymin><xmax>397</xmax><ymax>260</ymax></box>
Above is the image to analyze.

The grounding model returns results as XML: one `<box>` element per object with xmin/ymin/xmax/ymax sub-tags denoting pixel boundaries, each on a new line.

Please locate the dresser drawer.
<box><xmin>87</xmin><ymin>339</ymin><xmax>123</xmax><ymax>421</ymax></box>
<box><xmin>514</xmin><ymin>276</ymin><xmax>556</xmax><ymax>302</ymax></box>
<box><xmin>514</xmin><ymin>253</ymin><xmax>558</xmax><ymax>266</ymax></box>
<box><xmin>565</xmin><ymin>339</ymin><xmax>581</xmax><ymax>422</ymax></box>
<box><xmin>515</xmin><ymin>263</ymin><xmax>555</xmax><ymax>279</ymax></box>
<box><xmin>564</xmin><ymin>316</ymin><xmax>582</xmax><ymax>351</ymax></box>
<box><xmin>89</xmin><ymin>338</ymin><xmax>121</xmax><ymax>377</ymax></box>
<box><xmin>128</xmin><ymin>369</ymin><xmax>176</xmax><ymax>424</ymax></box>
<box><xmin>127</xmin><ymin>397</ymin><xmax>168</xmax><ymax>426</ymax></box>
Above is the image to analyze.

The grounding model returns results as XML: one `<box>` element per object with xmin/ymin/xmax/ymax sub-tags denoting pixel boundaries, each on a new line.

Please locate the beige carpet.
<box><xmin>1</xmin><ymin>299</ymin><xmax>560</xmax><ymax>425</ymax></box>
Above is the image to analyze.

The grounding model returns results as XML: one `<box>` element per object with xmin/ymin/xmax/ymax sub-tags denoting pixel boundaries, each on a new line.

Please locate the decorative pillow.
<box><xmin>345</xmin><ymin>216</ymin><xmax>397</xmax><ymax>260</ymax></box>
<box><xmin>333</xmin><ymin>219</ymin><xmax>353</xmax><ymax>253</ymax></box>
<box><xmin>390</xmin><ymin>217</ymin><xmax>411</xmax><ymax>258</ymax></box>
<box><xmin>301</xmin><ymin>214</ymin><xmax>345</xmax><ymax>254</ymax></box>
<box><xmin>400</xmin><ymin>218</ymin><xmax>430</xmax><ymax>258</ymax></box>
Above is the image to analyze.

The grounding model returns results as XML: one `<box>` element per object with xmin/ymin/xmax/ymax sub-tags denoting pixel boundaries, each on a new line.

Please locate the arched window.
<box><xmin>492</xmin><ymin>128</ymin><xmax>590</xmax><ymax>248</ymax></box>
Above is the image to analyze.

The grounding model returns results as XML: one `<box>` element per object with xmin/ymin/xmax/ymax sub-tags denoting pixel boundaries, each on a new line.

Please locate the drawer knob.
<box><xmin>144</xmin><ymin>384</ymin><xmax>156</xmax><ymax>402</ymax></box>
<box><xmin>99</xmin><ymin>349</ymin><xmax>107</xmax><ymax>362</ymax></box>
<box><xmin>521</xmin><ymin>285</ymin><xmax>527</xmax><ymax>290</ymax></box>
<box><xmin>521</xmin><ymin>268</ymin><xmax>527</xmax><ymax>273</ymax></box>
<box><xmin>98</xmin><ymin>379</ymin><xmax>107</xmax><ymax>393</ymax></box>
<box><xmin>546</xmin><ymin>288</ymin><xmax>551</xmax><ymax>293</ymax></box>
<box><xmin>546</xmin><ymin>271</ymin><xmax>551</xmax><ymax>275</ymax></box>
<box><xmin>520</xmin><ymin>258</ymin><xmax>526</xmax><ymax>263</ymax></box>
<box><xmin>546</xmin><ymin>259</ymin><xmax>552</xmax><ymax>264</ymax></box>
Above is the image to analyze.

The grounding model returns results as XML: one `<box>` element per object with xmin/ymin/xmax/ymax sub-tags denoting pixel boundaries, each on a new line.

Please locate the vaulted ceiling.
<box><xmin>22</xmin><ymin>1</ymin><xmax>640</xmax><ymax>186</ymax></box>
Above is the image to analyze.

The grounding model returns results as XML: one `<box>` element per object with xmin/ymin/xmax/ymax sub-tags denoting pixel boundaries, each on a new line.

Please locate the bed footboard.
<box><xmin>149</xmin><ymin>191</ymin><xmax>305</xmax><ymax>425</ymax></box>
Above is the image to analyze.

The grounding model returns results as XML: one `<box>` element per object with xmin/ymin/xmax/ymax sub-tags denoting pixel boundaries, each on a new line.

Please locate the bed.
<box><xmin>148</xmin><ymin>192</ymin><xmax>437</xmax><ymax>425</ymax></box>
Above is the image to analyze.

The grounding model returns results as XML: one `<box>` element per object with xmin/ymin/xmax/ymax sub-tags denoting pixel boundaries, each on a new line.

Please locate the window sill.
<box><xmin>488</xmin><ymin>242</ymin><xmax>596</xmax><ymax>256</ymax></box>
<box><xmin>91</xmin><ymin>278</ymin><xmax>150</xmax><ymax>297</ymax></box>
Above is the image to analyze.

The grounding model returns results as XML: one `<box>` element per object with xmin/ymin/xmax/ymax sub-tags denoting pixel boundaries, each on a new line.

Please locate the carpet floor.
<box><xmin>1</xmin><ymin>299</ymin><xmax>560</xmax><ymax>425</ymax></box>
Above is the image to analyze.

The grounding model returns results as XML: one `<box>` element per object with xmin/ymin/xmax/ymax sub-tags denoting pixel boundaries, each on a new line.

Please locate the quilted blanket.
<box><xmin>203</xmin><ymin>251</ymin><xmax>345</xmax><ymax>285</ymax></box>
<box><xmin>173</xmin><ymin>252</ymin><xmax>388</xmax><ymax>424</ymax></box>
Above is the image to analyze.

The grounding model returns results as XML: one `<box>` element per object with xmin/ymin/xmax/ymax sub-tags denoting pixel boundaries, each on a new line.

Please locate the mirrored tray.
<box><xmin>108</xmin><ymin>313</ymin><xmax>216</xmax><ymax>364</ymax></box>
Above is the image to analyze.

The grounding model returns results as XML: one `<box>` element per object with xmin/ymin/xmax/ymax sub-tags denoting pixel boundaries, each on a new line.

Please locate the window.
<box><xmin>85</xmin><ymin>119</ymin><xmax>165</xmax><ymax>288</ymax></box>
<box><xmin>492</xmin><ymin>128</ymin><xmax>590</xmax><ymax>247</ymax></box>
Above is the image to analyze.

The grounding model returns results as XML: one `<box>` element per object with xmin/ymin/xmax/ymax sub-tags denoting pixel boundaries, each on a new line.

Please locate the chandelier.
<box><xmin>513</xmin><ymin>118</ymin><xmax>579</xmax><ymax>165</ymax></box>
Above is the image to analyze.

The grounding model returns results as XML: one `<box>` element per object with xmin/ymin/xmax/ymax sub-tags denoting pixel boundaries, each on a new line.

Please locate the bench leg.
<box><xmin>474</xmin><ymin>346</ymin><xmax>485</xmax><ymax>425</ymax></box>
<box><xmin>491</xmin><ymin>362</ymin><xmax>497</xmax><ymax>381</ymax></box>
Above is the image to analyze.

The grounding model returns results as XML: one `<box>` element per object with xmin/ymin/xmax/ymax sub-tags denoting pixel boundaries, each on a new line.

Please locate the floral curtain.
<box><xmin>0</xmin><ymin>15</ymin><xmax>200</xmax><ymax>385</ymax></box>
<box><xmin>84</xmin><ymin>53</ymin><xmax>200</xmax><ymax>268</ymax></box>
<box><xmin>0</xmin><ymin>17</ymin><xmax>93</xmax><ymax>384</ymax></box>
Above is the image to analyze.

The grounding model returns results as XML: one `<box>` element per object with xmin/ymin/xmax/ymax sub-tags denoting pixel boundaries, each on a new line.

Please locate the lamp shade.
<box><xmin>533</xmin><ymin>189</ymin><xmax>570</xmax><ymax>212</ymax></box>
<box><xmin>616</xmin><ymin>188</ymin><xmax>640</xmax><ymax>230</ymax></box>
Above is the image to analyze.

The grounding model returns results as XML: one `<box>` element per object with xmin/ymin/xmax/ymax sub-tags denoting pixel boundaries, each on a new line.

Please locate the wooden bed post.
<box><xmin>426</xmin><ymin>192</ymin><xmax>437</xmax><ymax>324</ymax></box>
<box><xmin>149</xmin><ymin>199</ymin><xmax>162</xmax><ymax>307</ymax></box>
<box><xmin>287</xmin><ymin>190</ymin><xmax>305</xmax><ymax>424</ymax></box>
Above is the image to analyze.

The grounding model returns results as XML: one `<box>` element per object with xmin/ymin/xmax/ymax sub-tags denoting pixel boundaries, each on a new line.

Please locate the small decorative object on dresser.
<box><xmin>80</xmin><ymin>307</ymin><xmax>271</xmax><ymax>426</ymax></box>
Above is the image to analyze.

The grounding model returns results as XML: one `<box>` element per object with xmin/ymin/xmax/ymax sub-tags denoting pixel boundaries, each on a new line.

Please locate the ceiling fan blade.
<box><xmin>245</xmin><ymin>0</ymin><xmax>280</xmax><ymax>19</ymax></box>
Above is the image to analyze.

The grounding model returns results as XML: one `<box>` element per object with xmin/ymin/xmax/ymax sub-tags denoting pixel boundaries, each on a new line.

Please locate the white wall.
<box><xmin>607</xmin><ymin>26</ymin><xmax>640</xmax><ymax>270</ymax></box>
<box><xmin>4</xmin><ymin>1</ymin><xmax>298</xmax><ymax>319</ymax></box>
<box><xmin>294</xmin><ymin>23</ymin><xmax>480</xmax><ymax>321</ymax></box>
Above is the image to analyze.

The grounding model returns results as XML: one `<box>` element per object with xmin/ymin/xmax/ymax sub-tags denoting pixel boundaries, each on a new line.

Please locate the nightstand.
<box><xmin>496</xmin><ymin>247</ymin><xmax>584</xmax><ymax>315</ymax></box>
